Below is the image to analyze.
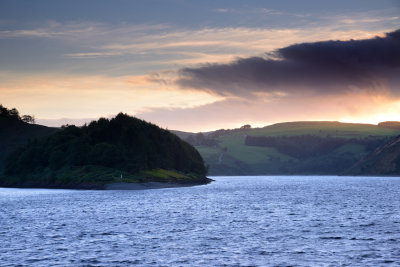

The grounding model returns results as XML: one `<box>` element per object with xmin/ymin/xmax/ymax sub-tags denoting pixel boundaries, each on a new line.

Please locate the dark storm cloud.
<box><xmin>177</xmin><ymin>29</ymin><xmax>400</xmax><ymax>97</ymax></box>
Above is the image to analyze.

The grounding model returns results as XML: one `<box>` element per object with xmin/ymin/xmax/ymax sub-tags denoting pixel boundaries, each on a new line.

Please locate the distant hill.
<box><xmin>1</xmin><ymin>113</ymin><xmax>210</xmax><ymax>189</ymax></box>
<box><xmin>180</xmin><ymin>121</ymin><xmax>400</xmax><ymax>175</ymax></box>
<box><xmin>170</xmin><ymin>130</ymin><xmax>194</xmax><ymax>140</ymax></box>
<box><xmin>378</xmin><ymin>121</ymin><xmax>400</xmax><ymax>130</ymax></box>
<box><xmin>346</xmin><ymin>135</ymin><xmax>400</xmax><ymax>175</ymax></box>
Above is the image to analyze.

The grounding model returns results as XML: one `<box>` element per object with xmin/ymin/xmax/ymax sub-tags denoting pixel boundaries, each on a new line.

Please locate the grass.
<box><xmin>194</xmin><ymin>121</ymin><xmax>400</xmax><ymax>175</ymax></box>
<box><xmin>196</xmin><ymin>146</ymin><xmax>220</xmax><ymax>161</ymax></box>
<box><xmin>0</xmin><ymin>164</ymin><xmax>201</xmax><ymax>188</ymax></box>
<box><xmin>248</xmin><ymin>121</ymin><xmax>400</xmax><ymax>138</ymax></box>
<box><xmin>196</xmin><ymin>131</ymin><xmax>296</xmax><ymax>175</ymax></box>
<box><xmin>219</xmin><ymin>133</ymin><xmax>293</xmax><ymax>163</ymax></box>
<box><xmin>139</xmin><ymin>169</ymin><xmax>192</xmax><ymax>181</ymax></box>
<box><xmin>332</xmin><ymin>143</ymin><xmax>366</xmax><ymax>155</ymax></box>
<box><xmin>70</xmin><ymin>166</ymin><xmax>197</xmax><ymax>183</ymax></box>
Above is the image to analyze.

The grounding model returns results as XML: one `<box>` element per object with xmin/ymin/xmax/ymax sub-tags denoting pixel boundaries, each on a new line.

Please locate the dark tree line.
<box><xmin>185</xmin><ymin>133</ymin><xmax>218</xmax><ymax>146</ymax></box>
<box><xmin>208</xmin><ymin>125</ymin><xmax>251</xmax><ymax>139</ymax></box>
<box><xmin>245</xmin><ymin>135</ymin><xmax>386</xmax><ymax>159</ymax></box>
<box><xmin>0</xmin><ymin>104</ymin><xmax>35</xmax><ymax>123</ymax></box>
<box><xmin>4</xmin><ymin>113</ymin><xmax>206</xmax><ymax>180</ymax></box>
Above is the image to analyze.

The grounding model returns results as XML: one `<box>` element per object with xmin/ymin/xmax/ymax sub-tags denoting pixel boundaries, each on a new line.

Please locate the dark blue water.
<box><xmin>1</xmin><ymin>176</ymin><xmax>400</xmax><ymax>266</ymax></box>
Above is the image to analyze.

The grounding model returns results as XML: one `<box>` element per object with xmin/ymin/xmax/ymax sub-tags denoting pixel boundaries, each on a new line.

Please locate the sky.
<box><xmin>0</xmin><ymin>0</ymin><xmax>399</xmax><ymax>132</ymax></box>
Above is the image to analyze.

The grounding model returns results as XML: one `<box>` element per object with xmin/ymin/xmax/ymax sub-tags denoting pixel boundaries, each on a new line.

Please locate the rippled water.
<box><xmin>1</xmin><ymin>176</ymin><xmax>400</xmax><ymax>266</ymax></box>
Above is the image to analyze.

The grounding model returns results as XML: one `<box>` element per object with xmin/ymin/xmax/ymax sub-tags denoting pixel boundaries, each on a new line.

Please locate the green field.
<box><xmin>188</xmin><ymin>121</ymin><xmax>400</xmax><ymax>175</ymax></box>
<box><xmin>248</xmin><ymin>121</ymin><xmax>400</xmax><ymax>137</ymax></box>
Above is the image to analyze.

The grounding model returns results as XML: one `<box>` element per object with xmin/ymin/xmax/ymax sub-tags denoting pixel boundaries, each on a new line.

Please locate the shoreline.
<box><xmin>0</xmin><ymin>177</ymin><xmax>214</xmax><ymax>190</ymax></box>
<box><xmin>104</xmin><ymin>181</ymin><xmax>207</xmax><ymax>190</ymax></box>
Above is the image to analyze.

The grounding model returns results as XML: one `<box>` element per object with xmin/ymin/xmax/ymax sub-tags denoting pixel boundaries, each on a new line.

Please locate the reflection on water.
<box><xmin>1</xmin><ymin>176</ymin><xmax>400</xmax><ymax>266</ymax></box>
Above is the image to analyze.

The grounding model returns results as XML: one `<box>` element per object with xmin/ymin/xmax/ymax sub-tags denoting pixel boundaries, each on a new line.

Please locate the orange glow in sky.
<box><xmin>0</xmin><ymin>1</ymin><xmax>399</xmax><ymax>131</ymax></box>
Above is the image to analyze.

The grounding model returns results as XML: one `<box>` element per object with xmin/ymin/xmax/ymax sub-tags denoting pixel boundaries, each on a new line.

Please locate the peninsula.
<box><xmin>0</xmin><ymin>110</ymin><xmax>211</xmax><ymax>189</ymax></box>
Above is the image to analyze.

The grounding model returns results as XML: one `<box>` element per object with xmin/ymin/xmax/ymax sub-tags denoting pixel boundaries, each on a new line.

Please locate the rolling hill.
<box><xmin>175</xmin><ymin>121</ymin><xmax>400</xmax><ymax>175</ymax></box>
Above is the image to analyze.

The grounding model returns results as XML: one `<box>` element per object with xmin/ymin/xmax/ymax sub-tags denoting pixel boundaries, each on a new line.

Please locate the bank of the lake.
<box><xmin>0</xmin><ymin>170</ymin><xmax>213</xmax><ymax>190</ymax></box>
<box><xmin>104</xmin><ymin>180</ymin><xmax>211</xmax><ymax>190</ymax></box>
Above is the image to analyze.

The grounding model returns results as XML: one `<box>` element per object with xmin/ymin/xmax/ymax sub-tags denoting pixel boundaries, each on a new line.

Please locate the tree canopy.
<box><xmin>3</xmin><ymin>113</ymin><xmax>207</xmax><ymax>185</ymax></box>
<box><xmin>0</xmin><ymin>104</ymin><xmax>35</xmax><ymax>123</ymax></box>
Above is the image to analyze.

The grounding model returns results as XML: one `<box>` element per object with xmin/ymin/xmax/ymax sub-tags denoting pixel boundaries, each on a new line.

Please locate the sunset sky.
<box><xmin>1</xmin><ymin>0</ymin><xmax>399</xmax><ymax>132</ymax></box>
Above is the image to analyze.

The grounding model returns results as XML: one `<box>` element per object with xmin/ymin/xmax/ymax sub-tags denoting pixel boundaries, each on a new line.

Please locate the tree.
<box><xmin>0</xmin><ymin>104</ymin><xmax>35</xmax><ymax>123</ymax></box>
<box><xmin>9</xmin><ymin>108</ymin><xmax>20</xmax><ymax>119</ymax></box>
<box><xmin>22</xmin><ymin>115</ymin><xmax>35</xmax><ymax>124</ymax></box>
<box><xmin>240</xmin><ymin>124</ymin><xmax>251</xmax><ymax>130</ymax></box>
<box><xmin>0</xmin><ymin>104</ymin><xmax>8</xmax><ymax>116</ymax></box>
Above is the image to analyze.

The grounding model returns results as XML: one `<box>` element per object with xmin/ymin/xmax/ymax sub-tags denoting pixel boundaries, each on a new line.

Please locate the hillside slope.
<box><xmin>347</xmin><ymin>135</ymin><xmax>400</xmax><ymax>175</ymax></box>
<box><xmin>182</xmin><ymin>121</ymin><xmax>400</xmax><ymax>175</ymax></box>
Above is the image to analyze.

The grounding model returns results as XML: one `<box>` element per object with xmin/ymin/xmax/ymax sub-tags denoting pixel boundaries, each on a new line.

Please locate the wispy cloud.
<box><xmin>1</xmin><ymin>13</ymin><xmax>399</xmax><ymax>130</ymax></box>
<box><xmin>214</xmin><ymin>8</ymin><xmax>236</xmax><ymax>13</ymax></box>
<box><xmin>65</xmin><ymin>51</ymin><xmax>123</xmax><ymax>58</ymax></box>
<box><xmin>0</xmin><ymin>17</ymin><xmax>395</xmax><ymax>68</ymax></box>
<box><xmin>0</xmin><ymin>21</ymin><xmax>170</xmax><ymax>40</ymax></box>
<box><xmin>62</xmin><ymin>26</ymin><xmax>391</xmax><ymax>74</ymax></box>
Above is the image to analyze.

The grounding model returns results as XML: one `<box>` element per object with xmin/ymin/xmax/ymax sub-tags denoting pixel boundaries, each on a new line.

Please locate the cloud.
<box><xmin>214</xmin><ymin>8</ymin><xmax>236</xmax><ymax>13</ymax></box>
<box><xmin>0</xmin><ymin>21</ymin><xmax>169</xmax><ymax>40</ymax></box>
<box><xmin>2</xmin><ymin>19</ymin><xmax>399</xmax><ymax>131</ymax></box>
<box><xmin>1</xmin><ymin>19</ymin><xmax>390</xmax><ymax>67</ymax></box>
<box><xmin>176</xmin><ymin>29</ymin><xmax>400</xmax><ymax>97</ymax></box>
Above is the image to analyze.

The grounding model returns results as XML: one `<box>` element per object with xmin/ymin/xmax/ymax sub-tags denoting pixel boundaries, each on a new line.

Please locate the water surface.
<box><xmin>1</xmin><ymin>176</ymin><xmax>400</xmax><ymax>266</ymax></box>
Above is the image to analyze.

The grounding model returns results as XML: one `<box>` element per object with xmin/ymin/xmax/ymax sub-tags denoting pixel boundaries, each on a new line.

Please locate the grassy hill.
<box><xmin>247</xmin><ymin>121</ymin><xmax>400</xmax><ymax>138</ymax></box>
<box><xmin>179</xmin><ymin>121</ymin><xmax>400</xmax><ymax>175</ymax></box>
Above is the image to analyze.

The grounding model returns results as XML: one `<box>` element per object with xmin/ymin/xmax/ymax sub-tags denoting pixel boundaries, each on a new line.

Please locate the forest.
<box><xmin>2</xmin><ymin>113</ymin><xmax>208</xmax><ymax>188</ymax></box>
<box><xmin>0</xmin><ymin>104</ymin><xmax>35</xmax><ymax>123</ymax></box>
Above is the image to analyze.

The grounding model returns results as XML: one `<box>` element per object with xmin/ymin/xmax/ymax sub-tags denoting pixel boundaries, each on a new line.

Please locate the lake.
<box><xmin>1</xmin><ymin>176</ymin><xmax>400</xmax><ymax>266</ymax></box>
